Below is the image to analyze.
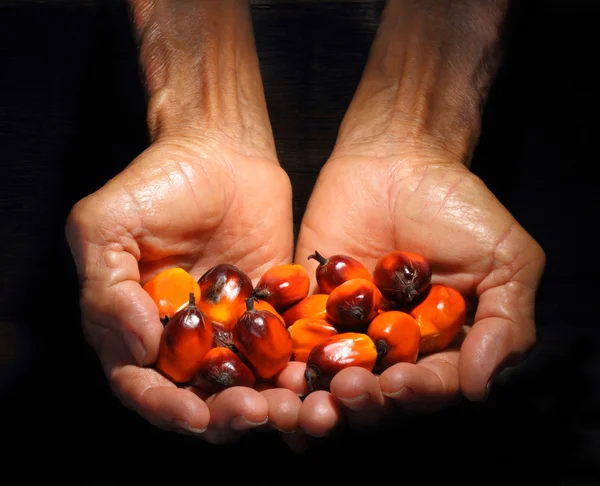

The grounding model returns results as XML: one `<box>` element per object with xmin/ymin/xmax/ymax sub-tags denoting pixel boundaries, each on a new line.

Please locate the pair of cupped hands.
<box><xmin>65</xmin><ymin>103</ymin><xmax>545</xmax><ymax>451</ymax></box>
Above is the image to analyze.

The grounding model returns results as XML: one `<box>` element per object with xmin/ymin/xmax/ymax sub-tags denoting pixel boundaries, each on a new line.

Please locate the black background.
<box><xmin>1</xmin><ymin>0</ymin><xmax>599</xmax><ymax>483</ymax></box>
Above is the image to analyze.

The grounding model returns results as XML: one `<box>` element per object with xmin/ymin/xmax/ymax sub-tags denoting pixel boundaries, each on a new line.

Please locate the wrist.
<box><xmin>334</xmin><ymin>0</ymin><xmax>510</xmax><ymax>166</ymax></box>
<box><xmin>128</xmin><ymin>0</ymin><xmax>276</xmax><ymax>159</ymax></box>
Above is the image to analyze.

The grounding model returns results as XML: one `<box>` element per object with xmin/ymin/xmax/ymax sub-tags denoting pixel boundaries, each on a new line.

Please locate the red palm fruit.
<box><xmin>192</xmin><ymin>347</ymin><xmax>255</xmax><ymax>394</ymax></box>
<box><xmin>367</xmin><ymin>311</ymin><xmax>421</xmax><ymax>372</ymax></box>
<box><xmin>304</xmin><ymin>333</ymin><xmax>377</xmax><ymax>392</ymax></box>
<box><xmin>252</xmin><ymin>264</ymin><xmax>311</xmax><ymax>311</ymax></box>
<box><xmin>156</xmin><ymin>292</ymin><xmax>214</xmax><ymax>383</ymax></box>
<box><xmin>308</xmin><ymin>250</ymin><xmax>372</xmax><ymax>293</ymax></box>
<box><xmin>281</xmin><ymin>294</ymin><xmax>329</xmax><ymax>328</ymax></box>
<box><xmin>288</xmin><ymin>318</ymin><xmax>339</xmax><ymax>362</ymax></box>
<box><xmin>233</xmin><ymin>297</ymin><xmax>293</xmax><ymax>380</ymax></box>
<box><xmin>326</xmin><ymin>278</ymin><xmax>382</xmax><ymax>329</ymax></box>
<box><xmin>196</xmin><ymin>263</ymin><xmax>253</xmax><ymax>332</ymax></box>
<box><xmin>409</xmin><ymin>284</ymin><xmax>466</xmax><ymax>355</ymax></box>
<box><xmin>373</xmin><ymin>250</ymin><xmax>432</xmax><ymax>307</ymax></box>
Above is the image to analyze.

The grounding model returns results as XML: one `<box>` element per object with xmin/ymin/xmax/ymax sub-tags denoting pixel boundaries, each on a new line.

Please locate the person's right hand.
<box><xmin>65</xmin><ymin>134</ymin><xmax>301</xmax><ymax>445</ymax></box>
<box><xmin>65</xmin><ymin>0</ymin><xmax>304</xmax><ymax>447</ymax></box>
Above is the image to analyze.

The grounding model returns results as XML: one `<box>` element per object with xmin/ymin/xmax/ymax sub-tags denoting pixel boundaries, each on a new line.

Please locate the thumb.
<box><xmin>459</xmin><ymin>236</ymin><xmax>545</xmax><ymax>400</ymax></box>
<box><xmin>66</xmin><ymin>192</ymin><xmax>163</xmax><ymax>366</ymax></box>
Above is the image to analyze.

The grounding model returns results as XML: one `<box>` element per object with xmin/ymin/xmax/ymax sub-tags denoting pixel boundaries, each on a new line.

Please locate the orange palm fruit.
<box><xmin>192</xmin><ymin>347</ymin><xmax>255</xmax><ymax>395</ymax></box>
<box><xmin>234</xmin><ymin>298</ymin><xmax>285</xmax><ymax>326</ymax></box>
<box><xmin>281</xmin><ymin>294</ymin><xmax>329</xmax><ymax>328</ymax></box>
<box><xmin>373</xmin><ymin>250</ymin><xmax>432</xmax><ymax>307</ymax></box>
<box><xmin>409</xmin><ymin>284</ymin><xmax>466</xmax><ymax>355</ymax></box>
<box><xmin>307</xmin><ymin>250</ymin><xmax>372</xmax><ymax>293</ymax></box>
<box><xmin>304</xmin><ymin>332</ymin><xmax>377</xmax><ymax>392</ymax></box>
<box><xmin>326</xmin><ymin>278</ymin><xmax>382</xmax><ymax>329</ymax></box>
<box><xmin>288</xmin><ymin>318</ymin><xmax>339</xmax><ymax>362</ymax></box>
<box><xmin>233</xmin><ymin>297</ymin><xmax>293</xmax><ymax>380</ymax></box>
<box><xmin>196</xmin><ymin>263</ymin><xmax>254</xmax><ymax>332</ymax></box>
<box><xmin>156</xmin><ymin>292</ymin><xmax>214</xmax><ymax>383</ymax></box>
<box><xmin>252</xmin><ymin>264</ymin><xmax>311</xmax><ymax>311</ymax></box>
<box><xmin>367</xmin><ymin>311</ymin><xmax>421</xmax><ymax>372</ymax></box>
<box><xmin>143</xmin><ymin>267</ymin><xmax>201</xmax><ymax>325</ymax></box>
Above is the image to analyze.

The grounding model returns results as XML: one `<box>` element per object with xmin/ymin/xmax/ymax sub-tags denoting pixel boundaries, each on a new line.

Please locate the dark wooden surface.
<box><xmin>1</xmin><ymin>0</ymin><xmax>600</xmax><ymax>482</ymax></box>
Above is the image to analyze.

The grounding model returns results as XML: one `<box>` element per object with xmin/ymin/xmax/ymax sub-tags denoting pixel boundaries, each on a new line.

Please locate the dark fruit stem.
<box><xmin>188</xmin><ymin>292</ymin><xmax>196</xmax><ymax>307</ymax></box>
<box><xmin>246</xmin><ymin>295</ymin><xmax>258</xmax><ymax>311</ymax></box>
<box><xmin>251</xmin><ymin>287</ymin><xmax>269</xmax><ymax>300</ymax></box>
<box><xmin>307</xmin><ymin>250</ymin><xmax>328</xmax><ymax>266</ymax></box>
<box><xmin>304</xmin><ymin>365</ymin><xmax>318</xmax><ymax>393</ymax></box>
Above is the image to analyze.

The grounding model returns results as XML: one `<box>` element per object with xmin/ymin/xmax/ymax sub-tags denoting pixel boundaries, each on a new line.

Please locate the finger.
<box><xmin>274</xmin><ymin>361</ymin><xmax>309</xmax><ymax>397</ymax></box>
<box><xmin>259</xmin><ymin>378</ymin><xmax>306</xmax><ymax>453</ymax></box>
<box><xmin>298</xmin><ymin>390</ymin><xmax>343</xmax><ymax>438</ymax></box>
<box><xmin>260</xmin><ymin>388</ymin><xmax>302</xmax><ymax>433</ymax></box>
<box><xmin>96</xmin><ymin>326</ymin><xmax>210</xmax><ymax>434</ymax></box>
<box><xmin>459</xmin><ymin>304</ymin><xmax>535</xmax><ymax>401</ymax></box>
<box><xmin>201</xmin><ymin>386</ymin><xmax>269</xmax><ymax>444</ymax></box>
<box><xmin>280</xmin><ymin>431</ymin><xmax>310</xmax><ymax>454</ymax></box>
<box><xmin>460</xmin><ymin>246</ymin><xmax>544</xmax><ymax>400</ymax></box>
<box><xmin>83</xmin><ymin>275</ymin><xmax>163</xmax><ymax>367</ymax></box>
<box><xmin>378</xmin><ymin>348</ymin><xmax>461</xmax><ymax>413</ymax></box>
<box><xmin>67</xmin><ymin>198</ymin><xmax>163</xmax><ymax>366</ymax></box>
<box><xmin>329</xmin><ymin>367</ymin><xmax>387</xmax><ymax>431</ymax></box>
<box><xmin>182</xmin><ymin>384</ymin><xmax>271</xmax><ymax>445</ymax></box>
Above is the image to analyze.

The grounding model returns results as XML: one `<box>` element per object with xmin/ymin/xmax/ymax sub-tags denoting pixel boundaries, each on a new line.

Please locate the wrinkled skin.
<box><xmin>65</xmin><ymin>133</ymin><xmax>545</xmax><ymax>448</ymax></box>
<box><xmin>66</xmin><ymin>0</ymin><xmax>546</xmax><ymax>449</ymax></box>
<box><xmin>66</xmin><ymin>137</ymin><xmax>305</xmax><ymax>445</ymax></box>
<box><xmin>293</xmin><ymin>149</ymin><xmax>546</xmax><ymax>434</ymax></box>
<box><xmin>283</xmin><ymin>0</ymin><xmax>548</xmax><ymax>438</ymax></box>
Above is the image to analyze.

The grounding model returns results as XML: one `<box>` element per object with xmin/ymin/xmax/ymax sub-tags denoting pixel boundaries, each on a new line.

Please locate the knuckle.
<box><xmin>108</xmin><ymin>380</ymin><xmax>132</xmax><ymax>410</ymax></box>
<box><xmin>65</xmin><ymin>196</ymin><xmax>93</xmax><ymax>240</ymax></box>
<box><xmin>108</xmin><ymin>367</ymin><xmax>141</xmax><ymax>412</ymax></box>
<box><xmin>79</xmin><ymin>283</ymin><xmax>102</xmax><ymax>323</ymax></box>
<box><xmin>81</xmin><ymin>318</ymin><xmax>102</xmax><ymax>350</ymax></box>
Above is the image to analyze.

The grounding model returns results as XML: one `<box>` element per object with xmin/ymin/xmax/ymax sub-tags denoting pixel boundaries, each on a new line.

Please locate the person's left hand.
<box><xmin>287</xmin><ymin>144</ymin><xmax>545</xmax><ymax>437</ymax></box>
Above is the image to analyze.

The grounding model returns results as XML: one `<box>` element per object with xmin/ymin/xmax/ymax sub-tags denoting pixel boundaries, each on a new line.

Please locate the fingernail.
<box><xmin>308</xmin><ymin>431</ymin><xmax>329</xmax><ymax>438</ymax></box>
<box><xmin>171</xmin><ymin>419</ymin><xmax>207</xmax><ymax>435</ymax></box>
<box><xmin>337</xmin><ymin>392</ymin><xmax>378</xmax><ymax>411</ymax></box>
<box><xmin>230</xmin><ymin>415</ymin><xmax>269</xmax><ymax>431</ymax></box>
<box><xmin>485</xmin><ymin>364</ymin><xmax>505</xmax><ymax>401</ymax></box>
<box><xmin>382</xmin><ymin>386</ymin><xmax>416</xmax><ymax>401</ymax></box>
<box><xmin>122</xmin><ymin>331</ymin><xmax>147</xmax><ymax>366</ymax></box>
<box><xmin>337</xmin><ymin>392</ymin><xmax>369</xmax><ymax>406</ymax></box>
<box><xmin>271</xmin><ymin>424</ymin><xmax>297</xmax><ymax>434</ymax></box>
<box><xmin>485</xmin><ymin>377</ymin><xmax>496</xmax><ymax>401</ymax></box>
